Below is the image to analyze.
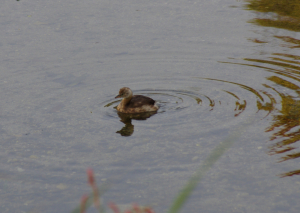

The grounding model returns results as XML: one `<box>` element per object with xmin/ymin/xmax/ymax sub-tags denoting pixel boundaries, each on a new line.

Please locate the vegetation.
<box><xmin>71</xmin><ymin>121</ymin><xmax>249</xmax><ymax>213</ymax></box>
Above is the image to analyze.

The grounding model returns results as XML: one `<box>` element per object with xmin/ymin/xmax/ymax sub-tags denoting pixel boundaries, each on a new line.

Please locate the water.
<box><xmin>1</xmin><ymin>0</ymin><xmax>300</xmax><ymax>212</ymax></box>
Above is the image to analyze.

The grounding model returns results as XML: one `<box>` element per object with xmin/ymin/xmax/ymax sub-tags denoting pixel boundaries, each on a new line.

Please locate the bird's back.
<box><xmin>126</xmin><ymin>95</ymin><xmax>155</xmax><ymax>108</ymax></box>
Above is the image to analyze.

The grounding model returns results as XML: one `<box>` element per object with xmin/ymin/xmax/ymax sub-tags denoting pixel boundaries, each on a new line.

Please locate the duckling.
<box><xmin>115</xmin><ymin>87</ymin><xmax>159</xmax><ymax>113</ymax></box>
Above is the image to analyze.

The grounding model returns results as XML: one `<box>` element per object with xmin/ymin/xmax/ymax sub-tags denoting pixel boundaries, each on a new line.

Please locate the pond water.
<box><xmin>1</xmin><ymin>0</ymin><xmax>300</xmax><ymax>212</ymax></box>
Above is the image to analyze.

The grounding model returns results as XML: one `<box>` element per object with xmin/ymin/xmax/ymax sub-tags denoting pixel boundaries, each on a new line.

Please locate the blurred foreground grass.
<box><xmin>72</xmin><ymin>118</ymin><xmax>252</xmax><ymax>213</ymax></box>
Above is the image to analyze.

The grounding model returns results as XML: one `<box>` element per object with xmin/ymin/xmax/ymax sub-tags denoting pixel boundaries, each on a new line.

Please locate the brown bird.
<box><xmin>115</xmin><ymin>87</ymin><xmax>159</xmax><ymax>113</ymax></box>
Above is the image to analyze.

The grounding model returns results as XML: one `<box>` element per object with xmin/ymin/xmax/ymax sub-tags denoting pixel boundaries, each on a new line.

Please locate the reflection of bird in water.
<box><xmin>115</xmin><ymin>87</ymin><xmax>159</xmax><ymax>113</ymax></box>
<box><xmin>116</xmin><ymin>111</ymin><xmax>157</xmax><ymax>136</ymax></box>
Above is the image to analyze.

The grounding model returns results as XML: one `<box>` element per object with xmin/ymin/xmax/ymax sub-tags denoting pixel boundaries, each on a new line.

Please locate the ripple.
<box><xmin>95</xmin><ymin>77</ymin><xmax>276</xmax><ymax>136</ymax></box>
<box><xmin>225</xmin><ymin>50</ymin><xmax>300</xmax><ymax>177</ymax></box>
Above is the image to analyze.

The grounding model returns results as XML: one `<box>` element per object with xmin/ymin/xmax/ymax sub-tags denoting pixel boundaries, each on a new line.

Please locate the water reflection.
<box><xmin>228</xmin><ymin>52</ymin><xmax>300</xmax><ymax>176</ymax></box>
<box><xmin>102</xmin><ymin>87</ymin><xmax>262</xmax><ymax>138</ymax></box>
<box><xmin>231</xmin><ymin>1</ymin><xmax>300</xmax><ymax>176</ymax></box>
<box><xmin>245</xmin><ymin>0</ymin><xmax>300</xmax><ymax>32</ymax></box>
<box><xmin>116</xmin><ymin>111</ymin><xmax>157</xmax><ymax>136</ymax></box>
<box><xmin>265</xmin><ymin>76</ymin><xmax>300</xmax><ymax>177</ymax></box>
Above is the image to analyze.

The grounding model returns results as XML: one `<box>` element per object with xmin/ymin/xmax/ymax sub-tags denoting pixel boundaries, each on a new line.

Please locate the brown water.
<box><xmin>1</xmin><ymin>0</ymin><xmax>300</xmax><ymax>212</ymax></box>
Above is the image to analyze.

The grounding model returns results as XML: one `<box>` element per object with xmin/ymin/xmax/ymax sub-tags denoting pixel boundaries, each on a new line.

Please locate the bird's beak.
<box><xmin>115</xmin><ymin>95</ymin><xmax>121</xmax><ymax>98</ymax></box>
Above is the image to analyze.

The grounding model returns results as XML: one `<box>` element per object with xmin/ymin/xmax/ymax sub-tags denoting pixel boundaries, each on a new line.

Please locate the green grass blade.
<box><xmin>71</xmin><ymin>184</ymin><xmax>109</xmax><ymax>213</ymax></box>
<box><xmin>70</xmin><ymin>192</ymin><xmax>94</xmax><ymax>213</ymax></box>
<box><xmin>167</xmin><ymin>118</ymin><xmax>254</xmax><ymax>213</ymax></box>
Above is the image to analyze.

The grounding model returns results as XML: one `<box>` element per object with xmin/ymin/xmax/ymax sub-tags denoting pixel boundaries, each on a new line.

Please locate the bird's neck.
<box><xmin>121</xmin><ymin>96</ymin><xmax>132</xmax><ymax>106</ymax></box>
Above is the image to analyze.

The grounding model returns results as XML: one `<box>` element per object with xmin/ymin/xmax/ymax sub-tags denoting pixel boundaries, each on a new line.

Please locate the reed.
<box><xmin>72</xmin><ymin>120</ymin><xmax>250</xmax><ymax>213</ymax></box>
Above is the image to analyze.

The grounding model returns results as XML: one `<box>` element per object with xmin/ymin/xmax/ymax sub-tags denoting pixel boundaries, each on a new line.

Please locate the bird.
<box><xmin>115</xmin><ymin>87</ymin><xmax>159</xmax><ymax>113</ymax></box>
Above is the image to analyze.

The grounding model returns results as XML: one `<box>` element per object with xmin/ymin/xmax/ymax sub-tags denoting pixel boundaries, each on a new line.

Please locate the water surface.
<box><xmin>1</xmin><ymin>0</ymin><xmax>300</xmax><ymax>212</ymax></box>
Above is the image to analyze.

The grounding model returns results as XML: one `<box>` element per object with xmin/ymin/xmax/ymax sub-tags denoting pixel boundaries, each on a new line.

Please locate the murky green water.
<box><xmin>1</xmin><ymin>0</ymin><xmax>300</xmax><ymax>212</ymax></box>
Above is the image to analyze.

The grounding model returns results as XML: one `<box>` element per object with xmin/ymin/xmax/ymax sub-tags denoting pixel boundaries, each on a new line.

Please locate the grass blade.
<box><xmin>167</xmin><ymin>118</ymin><xmax>253</xmax><ymax>213</ymax></box>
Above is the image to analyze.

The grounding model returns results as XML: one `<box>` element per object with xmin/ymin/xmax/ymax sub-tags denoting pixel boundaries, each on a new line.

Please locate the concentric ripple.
<box><xmin>226</xmin><ymin>50</ymin><xmax>300</xmax><ymax>177</ymax></box>
<box><xmin>96</xmin><ymin>77</ymin><xmax>277</xmax><ymax>134</ymax></box>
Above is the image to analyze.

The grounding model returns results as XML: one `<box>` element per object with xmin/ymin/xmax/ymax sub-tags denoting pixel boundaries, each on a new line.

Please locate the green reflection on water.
<box><xmin>200</xmin><ymin>77</ymin><xmax>265</xmax><ymax>101</ymax></box>
<box><xmin>224</xmin><ymin>19</ymin><xmax>300</xmax><ymax>176</ymax></box>
<box><xmin>228</xmin><ymin>53</ymin><xmax>300</xmax><ymax>176</ymax></box>
<box><xmin>274</xmin><ymin>36</ymin><xmax>300</xmax><ymax>48</ymax></box>
<box><xmin>265</xmin><ymin>76</ymin><xmax>300</xmax><ymax>171</ymax></box>
<box><xmin>245</xmin><ymin>0</ymin><xmax>300</xmax><ymax>31</ymax></box>
<box><xmin>104</xmin><ymin>100</ymin><xmax>120</xmax><ymax>107</ymax></box>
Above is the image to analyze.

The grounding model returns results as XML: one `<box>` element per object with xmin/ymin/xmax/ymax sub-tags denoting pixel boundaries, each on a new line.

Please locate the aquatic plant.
<box><xmin>71</xmin><ymin>168</ymin><xmax>155</xmax><ymax>213</ymax></box>
<box><xmin>72</xmin><ymin>120</ymin><xmax>250</xmax><ymax>213</ymax></box>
